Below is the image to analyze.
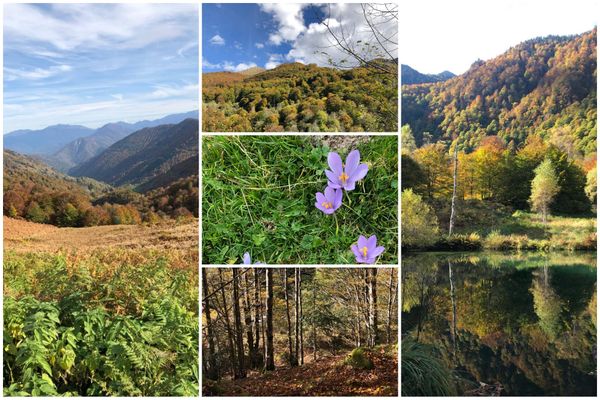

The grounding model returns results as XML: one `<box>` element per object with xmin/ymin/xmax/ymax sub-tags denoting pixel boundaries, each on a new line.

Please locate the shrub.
<box><xmin>343</xmin><ymin>347</ymin><xmax>374</xmax><ymax>370</ymax></box>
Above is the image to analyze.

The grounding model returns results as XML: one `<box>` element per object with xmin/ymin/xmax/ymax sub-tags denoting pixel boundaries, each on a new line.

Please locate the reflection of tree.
<box><xmin>401</xmin><ymin>258</ymin><xmax>439</xmax><ymax>341</ymax></box>
<box><xmin>531</xmin><ymin>265</ymin><xmax>564</xmax><ymax>340</ymax></box>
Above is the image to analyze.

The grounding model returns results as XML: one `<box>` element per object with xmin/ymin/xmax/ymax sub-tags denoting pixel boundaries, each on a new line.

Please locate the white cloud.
<box><xmin>234</xmin><ymin>41</ymin><xmax>243</xmax><ymax>50</ymax></box>
<box><xmin>4</xmin><ymin>64</ymin><xmax>72</xmax><ymax>81</ymax></box>
<box><xmin>202</xmin><ymin>58</ymin><xmax>221</xmax><ymax>69</ymax></box>
<box><xmin>209</xmin><ymin>34</ymin><xmax>225</xmax><ymax>46</ymax></box>
<box><xmin>111</xmin><ymin>93</ymin><xmax>123</xmax><ymax>101</ymax></box>
<box><xmin>255</xmin><ymin>42</ymin><xmax>264</xmax><ymax>49</ymax></box>
<box><xmin>223</xmin><ymin>62</ymin><xmax>257</xmax><ymax>72</ymax></box>
<box><xmin>4</xmin><ymin>4</ymin><xmax>198</xmax><ymax>53</ymax></box>
<box><xmin>265</xmin><ymin>54</ymin><xmax>283</xmax><ymax>70</ymax></box>
<box><xmin>260</xmin><ymin>4</ymin><xmax>306</xmax><ymax>45</ymax></box>
<box><xmin>177</xmin><ymin>41</ymin><xmax>198</xmax><ymax>57</ymax></box>
<box><xmin>150</xmin><ymin>83</ymin><xmax>199</xmax><ymax>99</ymax></box>
<box><xmin>287</xmin><ymin>3</ymin><xmax>398</xmax><ymax>68</ymax></box>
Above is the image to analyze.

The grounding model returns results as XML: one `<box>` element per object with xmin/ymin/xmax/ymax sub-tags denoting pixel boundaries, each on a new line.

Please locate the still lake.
<box><xmin>402</xmin><ymin>252</ymin><xmax>597</xmax><ymax>396</ymax></box>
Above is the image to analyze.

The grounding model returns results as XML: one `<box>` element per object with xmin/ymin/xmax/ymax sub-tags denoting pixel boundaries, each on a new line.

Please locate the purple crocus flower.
<box><xmin>351</xmin><ymin>235</ymin><xmax>384</xmax><ymax>264</ymax></box>
<box><xmin>243</xmin><ymin>252</ymin><xmax>263</xmax><ymax>265</ymax></box>
<box><xmin>315</xmin><ymin>186</ymin><xmax>342</xmax><ymax>214</ymax></box>
<box><xmin>325</xmin><ymin>150</ymin><xmax>368</xmax><ymax>191</ymax></box>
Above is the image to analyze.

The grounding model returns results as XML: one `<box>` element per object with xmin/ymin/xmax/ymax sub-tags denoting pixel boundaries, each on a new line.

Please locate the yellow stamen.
<box><xmin>321</xmin><ymin>201</ymin><xmax>332</xmax><ymax>209</ymax></box>
<box><xmin>339</xmin><ymin>172</ymin><xmax>349</xmax><ymax>184</ymax></box>
<box><xmin>362</xmin><ymin>246</ymin><xmax>368</xmax><ymax>258</ymax></box>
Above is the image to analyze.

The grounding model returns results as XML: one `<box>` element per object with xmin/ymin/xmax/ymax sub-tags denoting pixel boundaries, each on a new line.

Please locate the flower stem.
<box><xmin>345</xmin><ymin>190</ymin><xmax>352</xmax><ymax>206</ymax></box>
<box><xmin>334</xmin><ymin>214</ymin><xmax>339</xmax><ymax>235</ymax></box>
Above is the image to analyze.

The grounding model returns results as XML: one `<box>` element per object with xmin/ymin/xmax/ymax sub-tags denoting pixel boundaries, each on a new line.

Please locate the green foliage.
<box><xmin>530</xmin><ymin>159</ymin><xmax>560</xmax><ymax>222</ymax></box>
<box><xmin>203</xmin><ymin>63</ymin><xmax>398</xmax><ymax>132</ymax></box>
<box><xmin>202</xmin><ymin>136</ymin><xmax>398</xmax><ymax>264</ymax></box>
<box><xmin>343</xmin><ymin>348</ymin><xmax>373</xmax><ymax>370</ymax></box>
<box><xmin>401</xmin><ymin>189</ymin><xmax>439</xmax><ymax>248</ymax></box>
<box><xmin>3</xmin><ymin>251</ymin><xmax>199</xmax><ymax>396</ymax></box>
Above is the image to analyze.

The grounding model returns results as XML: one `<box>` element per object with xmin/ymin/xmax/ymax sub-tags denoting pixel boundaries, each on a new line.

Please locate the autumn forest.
<box><xmin>202</xmin><ymin>268</ymin><xmax>398</xmax><ymax>396</ymax></box>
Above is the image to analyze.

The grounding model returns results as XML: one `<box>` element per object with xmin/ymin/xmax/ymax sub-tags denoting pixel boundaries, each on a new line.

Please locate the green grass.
<box><xmin>410</xmin><ymin>203</ymin><xmax>596</xmax><ymax>251</ymax></box>
<box><xmin>401</xmin><ymin>338</ymin><xmax>456</xmax><ymax>396</ymax></box>
<box><xmin>3</xmin><ymin>250</ymin><xmax>199</xmax><ymax>396</ymax></box>
<box><xmin>202</xmin><ymin>136</ymin><xmax>398</xmax><ymax>264</ymax></box>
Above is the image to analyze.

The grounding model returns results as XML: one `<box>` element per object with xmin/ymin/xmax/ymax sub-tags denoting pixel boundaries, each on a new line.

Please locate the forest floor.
<box><xmin>204</xmin><ymin>348</ymin><xmax>398</xmax><ymax>396</ymax></box>
<box><xmin>3</xmin><ymin>216</ymin><xmax>198</xmax><ymax>253</ymax></box>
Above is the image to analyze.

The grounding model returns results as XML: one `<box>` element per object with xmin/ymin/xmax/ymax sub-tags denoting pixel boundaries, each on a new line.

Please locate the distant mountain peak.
<box><xmin>237</xmin><ymin>66</ymin><xmax>266</xmax><ymax>76</ymax></box>
<box><xmin>401</xmin><ymin>64</ymin><xmax>455</xmax><ymax>85</ymax></box>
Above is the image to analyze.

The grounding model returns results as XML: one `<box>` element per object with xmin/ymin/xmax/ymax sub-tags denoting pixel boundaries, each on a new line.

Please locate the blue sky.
<box><xmin>202</xmin><ymin>3</ymin><xmax>398</xmax><ymax>72</ymax></box>
<box><xmin>3</xmin><ymin>3</ymin><xmax>198</xmax><ymax>133</ymax></box>
<box><xmin>402</xmin><ymin>0</ymin><xmax>597</xmax><ymax>74</ymax></box>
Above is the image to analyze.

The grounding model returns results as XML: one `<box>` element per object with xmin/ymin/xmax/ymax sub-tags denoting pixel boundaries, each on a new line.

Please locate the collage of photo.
<box><xmin>1</xmin><ymin>1</ymin><xmax>597</xmax><ymax>398</ymax></box>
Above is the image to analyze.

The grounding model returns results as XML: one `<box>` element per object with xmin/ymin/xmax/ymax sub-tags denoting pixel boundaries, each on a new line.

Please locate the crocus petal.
<box><xmin>328</xmin><ymin>152</ymin><xmax>343</xmax><ymax>174</ymax></box>
<box><xmin>325</xmin><ymin>170</ymin><xmax>341</xmax><ymax>186</ymax></box>
<box><xmin>243</xmin><ymin>253</ymin><xmax>251</xmax><ymax>264</ymax></box>
<box><xmin>370</xmin><ymin>246</ymin><xmax>385</xmax><ymax>258</ymax></box>
<box><xmin>333</xmin><ymin>188</ymin><xmax>343</xmax><ymax>208</ymax></box>
<box><xmin>345</xmin><ymin>150</ymin><xmax>361</xmax><ymax>175</ymax></box>
<box><xmin>367</xmin><ymin>235</ymin><xmax>378</xmax><ymax>250</ymax></box>
<box><xmin>365</xmin><ymin>258</ymin><xmax>377</xmax><ymax>264</ymax></box>
<box><xmin>350</xmin><ymin>163</ymin><xmax>369</xmax><ymax>182</ymax></box>
<box><xmin>327</xmin><ymin>180</ymin><xmax>342</xmax><ymax>189</ymax></box>
<box><xmin>324</xmin><ymin>186</ymin><xmax>336</xmax><ymax>202</ymax></box>
<box><xmin>357</xmin><ymin>235</ymin><xmax>368</xmax><ymax>249</ymax></box>
<box><xmin>316</xmin><ymin>192</ymin><xmax>327</xmax><ymax>204</ymax></box>
<box><xmin>351</xmin><ymin>244</ymin><xmax>363</xmax><ymax>259</ymax></box>
<box><xmin>345</xmin><ymin>179</ymin><xmax>356</xmax><ymax>191</ymax></box>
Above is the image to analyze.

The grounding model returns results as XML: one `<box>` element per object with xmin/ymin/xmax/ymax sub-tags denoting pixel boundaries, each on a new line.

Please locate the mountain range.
<box><xmin>5</xmin><ymin>110</ymin><xmax>198</xmax><ymax>171</ymax></box>
<box><xmin>402</xmin><ymin>29</ymin><xmax>597</xmax><ymax>157</ymax></box>
<box><xmin>401</xmin><ymin>64</ymin><xmax>455</xmax><ymax>85</ymax></box>
<box><xmin>70</xmin><ymin>118</ymin><xmax>199</xmax><ymax>192</ymax></box>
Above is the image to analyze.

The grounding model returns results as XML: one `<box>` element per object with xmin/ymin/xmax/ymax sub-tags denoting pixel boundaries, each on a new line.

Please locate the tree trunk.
<box><xmin>202</xmin><ymin>270</ymin><xmax>219</xmax><ymax>380</ymax></box>
<box><xmin>217</xmin><ymin>268</ymin><xmax>236</xmax><ymax>377</ymax></box>
<box><xmin>386</xmin><ymin>269</ymin><xmax>396</xmax><ymax>345</ymax></box>
<box><xmin>312</xmin><ymin>270</ymin><xmax>317</xmax><ymax>362</ymax></box>
<box><xmin>232</xmin><ymin>268</ymin><xmax>246</xmax><ymax>378</ymax></box>
<box><xmin>299</xmin><ymin>268</ymin><xmax>304</xmax><ymax>365</ymax></box>
<box><xmin>265</xmin><ymin>268</ymin><xmax>275</xmax><ymax>370</ymax></box>
<box><xmin>242</xmin><ymin>270</ymin><xmax>255</xmax><ymax>368</ymax></box>
<box><xmin>449</xmin><ymin>143</ymin><xmax>458</xmax><ymax>236</ymax></box>
<box><xmin>368</xmin><ymin>268</ymin><xmax>379</xmax><ymax>347</ymax></box>
<box><xmin>294</xmin><ymin>268</ymin><xmax>300</xmax><ymax>365</ymax></box>
<box><xmin>253</xmin><ymin>268</ymin><xmax>262</xmax><ymax>368</ymax></box>
<box><xmin>283</xmin><ymin>268</ymin><xmax>296</xmax><ymax>366</ymax></box>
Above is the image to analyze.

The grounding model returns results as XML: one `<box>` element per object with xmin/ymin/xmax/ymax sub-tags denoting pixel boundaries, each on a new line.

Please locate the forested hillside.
<box><xmin>401</xmin><ymin>30</ymin><xmax>597</xmax><ymax>251</ymax></box>
<box><xmin>71</xmin><ymin>118</ymin><xmax>198</xmax><ymax>191</ymax></box>
<box><xmin>202</xmin><ymin>268</ymin><xmax>398</xmax><ymax>396</ymax></box>
<box><xmin>402</xmin><ymin>29</ymin><xmax>597</xmax><ymax>157</ymax></box>
<box><xmin>203</xmin><ymin>62</ymin><xmax>398</xmax><ymax>132</ymax></box>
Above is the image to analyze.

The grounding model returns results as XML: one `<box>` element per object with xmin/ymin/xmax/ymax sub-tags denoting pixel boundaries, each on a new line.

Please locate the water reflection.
<box><xmin>402</xmin><ymin>252</ymin><xmax>597</xmax><ymax>396</ymax></box>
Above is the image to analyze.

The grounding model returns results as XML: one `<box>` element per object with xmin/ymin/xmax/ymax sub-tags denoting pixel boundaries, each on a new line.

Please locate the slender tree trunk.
<box><xmin>253</xmin><ymin>268</ymin><xmax>262</xmax><ymax>368</ymax></box>
<box><xmin>265</xmin><ymin>268</ymin><xmax>275</xmax><ymax>370</ymax></box>
<box><xmin>299</xmin><ymin>268</ymin><xmax>304</xmax><ymax>365</ymax></box>
<box><xmin>217</xmin><ymin>268</ymin><xmax>236</xmax><ymax>377</ymax></box>
<box><xmin>294</xmin><ymin>268</ymin><xmax>300</xmax><ymax>364</ymax></box>
<box><xmin>202</xmin><ymin>270</ymin><xmax>219</xmax><ymax>380</ymax></box>
<box><xmin>243</xmin><ymin>271</ymin><xmax>255</xmax><ymax>368</ymax></box>
<box><xmin>449</xmin><ymin>143</ymin><xmax>458</xmax><ymax>236</ymax></box>
<box><xmin>312</xmin><ymin>271</ymin><xmax>317</xmax><ymax>362</ymax></box>
<box><xmin>232</xmin><ymin>268</ymin><xmax>246</xmax><ymax>378</ymax></box>
<box><xmin>368</xmin><ymin>268</ymin><xmax>379</xmax><ymax>347</ymax></box>
<box><xmin>386</xmin><ymin>269</ymin><xmax>396</xmax><ymax>345</ymax></box>
<box><xmin>283</xmin><ymin>268</ymin><xmax>296</xmax><ymax>366</ymax></box>
<box><xmin>364</xmin><ymin>269</ymin><xmax>371</xmax><ymax>346</ymax></box>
